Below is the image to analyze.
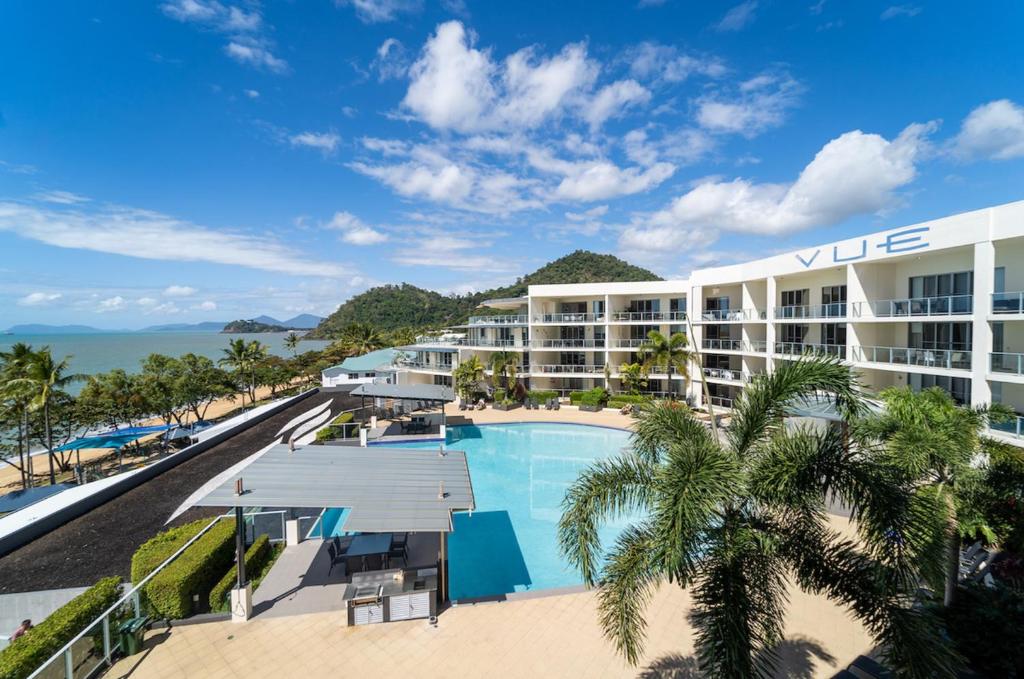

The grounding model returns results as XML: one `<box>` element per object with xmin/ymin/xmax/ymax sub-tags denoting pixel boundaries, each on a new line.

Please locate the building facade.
<box><xmin>398</xmin><ymin>200</ymin><xmax>1024</xmax><ymax>444</ymax></box>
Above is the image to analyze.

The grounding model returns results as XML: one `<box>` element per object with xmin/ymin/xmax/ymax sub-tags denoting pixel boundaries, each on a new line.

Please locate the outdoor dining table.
<box><xmin>346</xmin><ymin>533</ymin><xmax>393</xmax><ymax>572</ymax></box>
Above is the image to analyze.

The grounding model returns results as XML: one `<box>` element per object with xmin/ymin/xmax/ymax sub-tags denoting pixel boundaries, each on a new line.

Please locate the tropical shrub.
<box><xmin>315</xmin><ymin>412</ymin><xmax>356</xmax><ymax>442</ymax></box>
<box><xmin>570</xmin><ymin>388</ymin><xmax>609</xmax><ymax>406</ymax></box>
<box><xmin>607</xmin><ymin>394</ymin><xmax>652</xmax><ymax>405</ymax></box>
<box><xmin>0</xmin><ymin>577</ymin><xmax>121</xmax><ymax>679</ymax></box>
<box><xmin>938</xmin><ymin>583</ymin><xmax>1024</xmax><ymax>676</ymax></box>
<box><xmin>145</xmin><ymin>520</ymin><xmax>235</xmax><ymax>619</ymax></box>
<box><xmin>526</xmin><ymin>390</ymin><xmax>559</xmax><ymax>402</ymax></box>
<box><xmin>130</xmin><ymin>519</ymin><xmax>211</xmax><ymax>584</ymax></box>
<box><xmin>209</xmin><ymin>534</ymin><xmax>273</xmax><ymax>612</ymax></box>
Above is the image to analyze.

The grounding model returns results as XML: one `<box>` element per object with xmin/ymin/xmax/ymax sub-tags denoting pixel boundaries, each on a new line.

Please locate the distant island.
<box><xmin>5</xmin><ymin>314</ymin><xmax>323</xmax><ymax>336</ymax></box>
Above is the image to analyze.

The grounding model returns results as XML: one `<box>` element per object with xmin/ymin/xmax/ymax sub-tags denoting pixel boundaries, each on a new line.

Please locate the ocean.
<box><xmin>0</xmin><ymin>332</ymin><xmax>332</xmax><ymax>395</ymax></box>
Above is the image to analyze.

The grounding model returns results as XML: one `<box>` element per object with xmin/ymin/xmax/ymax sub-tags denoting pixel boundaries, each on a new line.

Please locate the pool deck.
<box><xmin>441</xmin><ymin>402</ymin><xmax>639</xmax><ymax>430</ymax></box>
<box><xmin>108</xmin><ymin>519</ymin><xmax>873</xmax><ymax>678</ymax></box>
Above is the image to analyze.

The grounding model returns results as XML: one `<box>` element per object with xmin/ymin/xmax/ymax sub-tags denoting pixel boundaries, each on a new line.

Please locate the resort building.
<box><xmin>398</xmin><ymin>199</ymin><xmax>1024</xmax><ymax>445</ymax></box>
<box><xmin>321</xmin><ymin>347</ymin><xmax>410</xmax><ymax>387</ymax></box>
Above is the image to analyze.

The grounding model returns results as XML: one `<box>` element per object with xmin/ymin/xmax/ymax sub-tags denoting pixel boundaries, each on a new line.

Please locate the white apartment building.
<box><xmin>398</xmin><ymin>200</ymin><xmax>1024</xmax><ymax>445</ymax></box>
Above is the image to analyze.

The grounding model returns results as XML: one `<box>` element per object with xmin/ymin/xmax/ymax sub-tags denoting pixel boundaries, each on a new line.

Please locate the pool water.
<box><xmin>392</xmin><ymin>423</ymin><xmax>635</xmax><ymax>601</ymax></box>
<box><xmin>311</xmin><ymin>507</ymin><xmax>350</xmax><ymax>539</ymax></box>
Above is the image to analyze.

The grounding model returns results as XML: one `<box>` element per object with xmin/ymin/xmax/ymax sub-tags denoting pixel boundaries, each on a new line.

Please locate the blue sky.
<box><xmin>2</xmin><ymin>0</ymin><xmax>1023</xmax><ymax>329</ymax></box>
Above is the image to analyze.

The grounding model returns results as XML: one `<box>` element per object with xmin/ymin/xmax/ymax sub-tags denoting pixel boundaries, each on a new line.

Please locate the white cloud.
<box><xmin>0</xmin><ymin>201</ymin><xmax>351</xmax><ymax>278</ymax></box>
<box><xmin>626</xmin><ymin>42</ymin><xmax>726</xmax><ymax>83</ymax></box>
<box><xmin>880</xmin><ymin>5</ymin><xmax>922</xmax><ymax>20</ymax></box>
<box><xmin>584</xmin><ymin>80</ymin><xmax>650</xmax><ymax>131</ymax></box>
<box><xmin>194</xmin><ymin>300</ymin><xmax>218</xmax><ymax>311</ymax></box>
<box><xmin>326</xmin><ymin>212</ymin><xmax>390</xmax><ymax>245</ymax></box>
<box><xmin>137</xmin><ymin>297</ymin><xmax>158</xmax><ymax>307</ymax></box>
<box><xmin>566</xmin><ymin>205</ymin><xmax>608</xmax><ymax>221</ymax></box>
<box><xmin>225</xmin><ymin>41</ymin><xmax>288</xmax><ymax>73</ymax></box>
<box><xmin>161</xmin><ymin>1</ymin><xmax>287</xmax><ymax>73</ymax></box>
<box><xmin>714</xmin><ymin>1</ymin><xmax>758</xmax><ymax>32</ymax></box>
<box><xmin>696</xmin><ymin>73</ymin><xmax>801</xmax><ymax>137</ymax></box>
<box><xmin>17</xmin><ymin>292</ymin><xmax>62</xmax><ymax>307</ymax></box>
<box><xmin>244</xmin><ymin>89</ymin><xmax>260</xmax><ymax>98</ymax></box>
<box><xmin>494</xmin><ymin>43</ymin><xmax>597</xmax><ymax>129</ymax></box>
<box><xmin>619</xmin><ymin>122</ymin><xmax>936</xmax><ymax>259</ymax></box>
<box><xmin>338</xmin><ymin>0</ymin><xmax>422</xmax><ymax>23</ymax></box>
<box><xmin>553</xmin><ymin>159</ymin><xmax>675</xmax><ymax>201</ymax></box>
<box><xmin>31</xmin><ymin>190</ymin><xmax>90</xmax><ymax>205</ymax></box>
<box><xmin>390</xmin><ymin>234</ymin><xmax>514</xmax><ymax>272</ymax></box>
<box><xmin>163</xmin><ymin>285</ymin><xmax>198</xmax><ymax>297</ymax></box>
<box><xmin>372</xmin><ymin>38</ymin><xmax>409</xmax><ymax>81</ymax></box>
<box><xmin>97</xmin><ymin>296</ymin><xmax>127</xmax><ymax>312</ymax></box>
<box><xmin>953</xmin><ymin>99</ymin><xmax>1024</xmax><ymax>161</ymax></box>
<box><xmin>289</xmin><ymin>131</ymin><xmax>340</xmax><ymax>153</ymax></box>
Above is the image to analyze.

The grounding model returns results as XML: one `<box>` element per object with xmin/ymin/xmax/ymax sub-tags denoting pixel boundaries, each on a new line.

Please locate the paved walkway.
<box><xmin>107</xmin><ymin>575</ymin><xmax>872</xmax><ymax>679</ymax></box>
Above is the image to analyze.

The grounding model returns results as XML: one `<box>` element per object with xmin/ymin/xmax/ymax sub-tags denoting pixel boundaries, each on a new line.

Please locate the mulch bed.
<box><xmin>0</xmin><ymin>391</ymin><xmax>358</xmax><ymax>594</ymax></box>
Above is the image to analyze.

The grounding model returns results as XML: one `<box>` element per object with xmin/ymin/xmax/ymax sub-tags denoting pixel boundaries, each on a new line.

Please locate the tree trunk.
<box><xmin>45</xmin><ymin>400</ymin><xmax>56</xmax><ymax>485</ymax></box>
<box><xmin>944</xmin><ymin>524</ymin><xmax>960</xmax><ymax>607</ymax></box>
<box><xmin>16</xmin><ymin>416</ymin><xmax>27</xmax><ymax>489</ymax></box>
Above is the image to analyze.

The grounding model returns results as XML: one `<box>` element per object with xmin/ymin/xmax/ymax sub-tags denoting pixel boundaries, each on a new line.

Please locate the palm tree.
<box><xmin>283</xmin><ymin>332</ymin><xmax>301</xmax><ymax>357</ymax></box>
<box><xmin>618</xmin><ymin>362</ymin><xmax>648</xmax><ymax>395</ymax></box>
<box><xmin>488</xmin><ymin>351</ymin><xmax>519</xmax><ymax>392</ymax></box>
<box><xmin>452</xmin><ymin>355</ymin><xmax>486</xmax><ymax>403</ymax></box>
<box><xmin>339</xmin><ymin>323</ymin><xmax>385</xmax><ymax>357</ymax></box>
<box><xmin>16</xmin><ymin>348</ymin><xmax>83</xmax><ymax>485</ymax></box>
<box><xmin>852</xmin><ymin>386</ymin><xmax>1013</xmax><ymax>606</ymax></box>
<box><xmin>637</xmin><ymin>330</ymin><xmax>692</xmax><ymax>396</ymax></box>
<box><xmin>559</xmin><ymin>356</ymin><xmax>956</xmax><ymax>678</ymax></box>
<box><xmin>219</xmin><ymin>339</ymin><xmax>268</xmax><ymax>408</ymax></box>
<box><xmin>0</xmin><ymin>343</ymin><xmax>37</xmax><ymax>488</ymax></box>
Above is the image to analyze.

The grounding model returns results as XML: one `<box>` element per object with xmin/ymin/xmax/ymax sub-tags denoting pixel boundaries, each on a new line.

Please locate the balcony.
<box><xmin>773</xmin><ymin>342</ymin><xmax>847</xmax><ymax>359</ymax></box>
<box><xmin>698</xmin><ymin>308</ymin><xmax>765</xmax><ymax>322</ymax></box>
<box><xmin>467</xmin><ymin>314</ymin><xmax>529</xmax><ymax>325</ymax></box>
<box><xmin>608</xmin><ymin>338</ymin><xmax>648</xmax><ymax>349</ymax></box>
<box><xmin>532</xmin><ymin>364</ymin><xmax>606</xmax><ymax>375</ymax></box>
<box><xmin>400</xmin><ymin>361</ymin><xmax>452</xmax><ymax>373</ymax></box>
<box><xmin>532</xmin><ymin>312</ymin><xmax>605</xmax><ymax>324</ymax></box>
<box><xmin>609</xmin><ymin>311</ymin><xmax>687</xmax><ymax>323</ymax></box>
<box><xmin>702</xmin><ymin>339</ymin><xmax>768</xmax><ymax>353</ymax></box>
<box><xmin>993</xmin><ymin>292</ymin><xmax>1024</xmax><ymax>314</ymax></box>
<box><xmin>991</xmin><ymin>352</ymin><xmax>1024</xmax><ymax>376</ymax></box>
<box><xmin>702</xmin><ymin>367</ymin><xmax>753</xmax><ymax>383</ymax></box>
<box><xmin>708</xmin><ymin>395</ymin><xmax>734</xmax><ymax>409</ymax></box>
<box><xmin>463</xmin><ymin>338</ymin><xmax>527</xmax><ymax>348</ymax></box>
<box><xmin>850</xmin><ymin>345</ymin><xmax>972</xmax><ymax>370</ymax></box>
<box><xmin>990</xmin><ymin>415</ymin><xmax>1024</xmax><ymax>440</ymax></box>
<box><xmin>531</xmin><ymin>338</ymin><xmax>605</xmax><ymax>349</ymax></box>
<box><xmin>773</xmin><ymin>303</ymin><xmax>847</xmax><ymax>320</ymax></box>
<box><xmin>851</xmin><ymin>295</ymin><xmax>972</xmax><ymax>318</ymax></box>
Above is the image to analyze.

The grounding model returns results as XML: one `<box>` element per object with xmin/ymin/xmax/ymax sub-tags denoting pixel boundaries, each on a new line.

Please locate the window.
<box><xmin>995</xmin><ymin>267</ymin><xmax>1006</xmax><ymax>295</ymax></box>
<box><xmin>908</xmin><ymin>271</ymin><xmax>973</xmax><ymax>298</ymax></box>
<box><xmin>560</xmin><ymin>301</ymin><xmax>587</xmax><ymax>313</ymax></box>
<box><xmin>560</xmin><ymin>326</ymin><xmax>584</xmax><ymax>340</ymax></box>
<box><xmin>629</xmin><ymin>299</ymin><xmax>660</xmax><ymax>313</ymax></box>
<box><xmin>592</xmin><ymin>299</ymin><xmax>605</xmax><ymax>315</ymax></box>
<box><xmin>822</xmin><ymin>323</ymin><xmax>846</xmax><ymax>347</ymax></box>
<box><xmin>630</xmin><ymin>324</ymin><xmax>658</xmax><ymax>340</ymax></box>
<box><xmin>561</xmin><ymin>352</ymin><xmax>586</xmax><ymax>366</ymax></box>
<box><xmin>670</xmin><ymin>297</ymin><xmax>687</xmax><ymax>313</ymax></box>
<box><xmin>781</xmin><ymin>324</ymin><xmax>808</xmax><ymax>344</ymax></box>
<box><xmin>781</xmin><ymin>289</ymin><xmax>809</xmax><ymax>306</ymax></box>
<box><xmin>993</xmin><ymin>322</ymin><xmax>1005</xmax><ymax>353</ymax></box>
<box><xmin>705</xmin><ymin>296</ymin><xmax>730</xmax><ymax>312</ymax></box>
<box><xmin>908</xmin><ymin>322</ymin><xmax>972</xmax><ymax>351</ymax></box>
<box><xmin>908</xmin><ymin>373</ymin><xmax>971</xmax><ymax>405</ymax></box>
<box><xmin>497</xmin><ymin>327</ymin><xmax>512</xmax><ymax>342</ymax></box>
<box><xmin>821</xmin><ymin>285</ymin><xmax>847</xmax><ymax>317</ymax></box>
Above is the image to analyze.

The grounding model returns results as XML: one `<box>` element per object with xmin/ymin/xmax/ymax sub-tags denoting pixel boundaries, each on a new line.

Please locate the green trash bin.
<box><xmin>118</xmin><ymin>617</ymin><xmax>148</xmax><ymax>656</ymax></box>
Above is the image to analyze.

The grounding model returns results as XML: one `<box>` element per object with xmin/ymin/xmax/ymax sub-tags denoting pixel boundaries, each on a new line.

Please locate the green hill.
<box><xmin>308</xmin><ymin>250</ymin><xmax>661</xmax><ymax>338</ymax></box>
<box><xmin>221</xmin><ymin>319</ymin><xmax>290</xmax><ymax>333</ymax></box>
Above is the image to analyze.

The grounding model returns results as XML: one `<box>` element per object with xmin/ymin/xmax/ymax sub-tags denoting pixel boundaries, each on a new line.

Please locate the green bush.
<box><xmin>493</xmin><ymin>388</ymin><xmax>507</xmax><ymax>402</ymax></box>
<box><xmin>315</xmin><ymin>412</ymin><xmax>357</xmax><ymax>442</ymax></box>
<box><xmin>209</xmin><ymin>534</ymin><xmax>273</xmax><ymax>612</ymax></box>
<box><xmin>939</xmin><ymin>583</ymin><xmax>1024</xmax><ymax>676</ymax></box>
<box><xmin>131</xmin><ymin>519</ymin><xmax>211</xmax><ymax>585</ymax></box>
<box><xmin>569</xmin><ymin>388</ymin><xmax>608</xmax><ymax>405</ymax></box>
<box><xmin>0</xmin><ymin>576</ymin><xmax>121</xmax><ymax>679</ymax></box>
<box><xmin>145</xmin><ymin>519</ymin><xmax>235</xmax><ymax>619</ymax></box>
<box><xmin>607</xmin><ymin>393</ymin><xmax>652</xmax><ymax>404</ymax></box>
<box><xmin>526</xmin><ymin>390</ymin><xmax>559</xmax><ymax>402</ymax></box>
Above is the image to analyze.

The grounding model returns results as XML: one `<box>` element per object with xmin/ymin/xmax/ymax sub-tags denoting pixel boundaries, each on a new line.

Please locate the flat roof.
<box><xmin>350</xmin><ymin>383</ymin><xmax>455</xmax><ymax>402</ymax></box>
<box><xmin>193</xmin><ymin>444</ymin><xmax>474</xmax><ymax>533</ymax></box>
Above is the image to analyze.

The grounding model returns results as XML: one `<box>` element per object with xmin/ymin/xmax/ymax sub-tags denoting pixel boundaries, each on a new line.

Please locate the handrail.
<box><xmin>851</xmin><ymin>294</ymin><xmax>973</xmax><ymax>318</ymax></box>
<box><xmin>699</xmin><ymin>309</ymin><xmax>765</xmax><ymax>322</ymax></box>
<box><xmin>532</xmin><ymin>313</ymin><xmax>606</xmax><ymax>323</ymax></box>
<box><xmin>532</xmin><ymin>364</ymin><xmax>606</xmax><ymax>374</ymax></box>
<box><xmin>850</xmin><ymin>345</ymin><xmax>972</xmax><ymax>370</ymax></box>
<box><xmin>773</xmin><ymin>342</ymin><xmax>846</xmax><ymax>358</ymax></box>
<box><xmin>702</xmin><ymin>367</ymin><xmax>753</xmax><ymax>382</ymax></box>
<box><xmin>467</xmin><ymin>314</ymin><xmax>529</xmax><ymax>325</ymax></box>
<box><xmin>608</xmin><ymin>338</ymin><xmax>647</xmax><ymax>348</ymax></box>
<box><xmin>400</xmin><ymin>361</ymin><xmax>453</xmax><ymax>372</ymax></box>
<box><xmin>990</xmin><ymin>415</ymin><xmax>1024</xmax><ymax>439</ymax></box>
<box><xmin>609</xmin><ymin>311</ymin><xmax>687</xmax><ymax>322</ymax></box>
<box><xmin>531</xmin><ymin>338</ymin><xmax>605</xmax><ymax>348</ymax></box>
<box><xmin>701</xmin><ymin>339</ymin><xmax>745</xmax><ymax>352</ymax></box>
<box><xmin>990</xmin><ymin>352</ymin><xmax>1024</xmax><ymax>376</ymax></box>
<box><xmin>27</xmin><ymin>516</ymin><xmax>225</xmax><ymax>679</ymax></box>
<box><xmin>992</xmin><ymin>291</ymin><xmax>1024</xmax><ymax>314</ymax></box>
<box><xmin>773</xmin><ymin>303</ymin><xmax>847</xmax><ymax>319</ymax></box>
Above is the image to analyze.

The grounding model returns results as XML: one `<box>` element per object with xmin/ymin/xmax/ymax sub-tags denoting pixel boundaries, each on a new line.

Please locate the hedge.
<box><xmin>0</xmin><ymin>576</ymin><xmax>122</xmax><ymax>679</ymax></box>
<box><xmin>607</xmin><ymin>394</ymin><xmax>652</xmax><ymax>404</ymax></box>
<box><xmin>145</xmin><ymin>519</ymin><xmax>235</xmax><ymax>619</ymax></box>
<box><xmin>130</xmin><ymin>518</ymin><xmax>211</xmax><ymax>585</ymax></box>
<box><xmin>568</xmin><ymin>388</ymin><xmax>608</xmax><ymax>405</ymax></box>
<box><xmin>526</xmin><ymin>390</ymin><xmax>559</xmax><ymax>402</ymax></box>
<box><xmin>209</xmin><ymin>534</ymin><xmax>273</xmax><ymax>612</ymax></box>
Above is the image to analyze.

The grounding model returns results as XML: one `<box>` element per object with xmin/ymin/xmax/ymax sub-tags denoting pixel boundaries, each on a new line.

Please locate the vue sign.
<box><xmin>795</xmin><ymin>227</ymin><xmax>930</xmax><ymax>269</ymax></box>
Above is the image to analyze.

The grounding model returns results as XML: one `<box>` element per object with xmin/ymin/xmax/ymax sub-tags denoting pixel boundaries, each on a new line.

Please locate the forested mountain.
<box><xmin>308</xmin><ymin>250</ymin><xmax>661</xmax><ymax>337</ymax></box>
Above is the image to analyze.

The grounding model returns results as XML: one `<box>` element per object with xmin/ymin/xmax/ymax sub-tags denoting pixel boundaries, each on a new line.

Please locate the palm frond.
<box><xmin>558</xmin><ymin>451</ymin><xmax>658</xmax><ymax>586</ymax></box>
<box><xmin>596</xmin><ymin>522</ymin><xmax>662</xmax><ymax>665</ymax></box>
<box><xmin>630</xmin><ymin>400</ymin><xmax>713</xmax><ymax>465</ymax></box>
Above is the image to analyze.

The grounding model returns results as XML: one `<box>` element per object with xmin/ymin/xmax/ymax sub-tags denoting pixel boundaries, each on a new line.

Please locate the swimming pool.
<box><xmin>391</xmin><ymin>423</ymin><xmax>635</xmax><ymax>601</ymax></box>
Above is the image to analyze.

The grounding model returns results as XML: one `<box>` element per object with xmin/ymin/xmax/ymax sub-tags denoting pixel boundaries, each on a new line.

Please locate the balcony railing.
<box><xmin>467</xmin><ymin>314</ymin><xmax>529</xmax><ymax>325</ymax></box>
<box><xmin>532</xmin><ymin>312</ymin><xmax>606</xmax><ymax>323</ymax></box>
<box><xmin>532</xmin><ymin>364</ymin><xmax>606</xmax><ymax>374</ymax></box>
<box><xmin>773</xmin><ymin>342</ymin><xmax>847</xmax><ymax>359</ymax></box>
<box><xmin>702</xmin><ymin>338</ymin><xmax>745</xmax><ymax>352</ymax></box>
<box><xmin>400</xmin><ymin>361</ymin><xmax>453</xmax><ymax>372</ymax></box>
<box><xmin>463</xmin><ymin>338</ymin><xmax>527</xmax><ymax>348</ymax></box>
<box><xmin>773</xmin><ymin>303</ymin><xmax>847</xmax><ymax>320</ymax></box>
<box><xmin>850</xmin><ymin>345</ymin><xmax>972</xmax><ymax>370</ymax></box>
<box><xmin>990</xmin><ymin>415</ymin><xmax>1024</xmax><ymax>439</ymax></box>
<box><xmin>991</xmin><ymin>352</ymin><xmax>1024</xmax><ymax>376</ymax></box>
<box><xmin>852</xmin><ymin>295</ymin><xmax>973</xmax><ymax>318</ymax></box>
<box><xmin>702</xmin><ymin>367</ymin><xmax>753</xmax><ymax>382</ymax></box>
<box><xmin>608</xmin><ymin>338</ymin><xmax>648</xmax><ymax>348</ymax></box>
<box><xmin>993</xmin><ymin>292</ymin><xmax>1024</xmax><ymax>314</ymax></box>
<box><xmin>609</xmin><ymin>311</ymin><xmax>688</xmax><ymax>322</ymax></box>
<box><xmin>531</xmin><ymin>338</ymin><xmax>605</xmax><ymax>349</ymax></box>
<box><xmin>699</xmin><ymin>308</ymin><xmax>766</xmax><ymax>322</ymax></box>
<box><xmin>708</xmin><ymin>395</ymin><xmax>734</xmax><ymax>409</ymax></box>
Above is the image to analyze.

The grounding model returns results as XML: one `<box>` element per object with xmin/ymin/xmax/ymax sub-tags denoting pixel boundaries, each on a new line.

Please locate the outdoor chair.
<box><xmin>388</xmin><ymin>533</ymin><xmax>409</xmax><ymax>568</ymax></box>
<box><xmin>959</xmin><ymin>550</ymin><xmax>988</xmax><ymax>579</ymax></box>
<box><xmin>844</xmin><ymin>655</ymin><xmax>894</xmax><ymax>679</ymax></box>
<box><xmin>960</xmin><ymin>540</ymin><xmax>982</xmax><ymax>565</ymax></box>
<box><xmin>552</xmin><ymin>399</ymin><xmax>560</xmax><ymax>410</ymax></box>
<box><xmin>326</xmin><ymin>543</ymin><xmax>347</xmax><ymax>577</ymax></box>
